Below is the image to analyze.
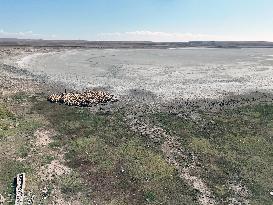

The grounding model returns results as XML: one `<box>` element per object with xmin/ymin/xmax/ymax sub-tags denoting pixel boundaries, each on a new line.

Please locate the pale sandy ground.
<box><xmin>9</xmin><ymin>48</ymin><xmax>273</xmax><ymax>101</ymax></box>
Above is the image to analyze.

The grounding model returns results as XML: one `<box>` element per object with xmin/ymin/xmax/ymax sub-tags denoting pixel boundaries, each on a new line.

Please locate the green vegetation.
<box><xmin>60</xmin><ymin>171</ymin><xmax>83</xmax><ymax>194</ymax></box>
<box><xmin>0</xmin><ymin>97</ymin><xmax>42</xmax><ymax>203</ymax></box>
<box><xmin>33</xmin><ymin>96</ymin><xmax>198</xmax><ymax>204</ymax></box>
<box><xmin>17</xmin><ymin>143</ymin><xmax>31</xmax><ymax>158</ymax></box>
<box><xmin>0</xmin><ymin>105</ymin><xmax>13</xmax><ymax>119</ymax></box>
<box><xmin>1</xmin><ymin>91</ymin><xmax>272</xmax><ymax>204</ymax></box>
<box><xmin>151</xmin><ymin>105</ymin><xmax>273</xmax><ymax>205</ymax></box>
<box><xmin>0</xmin><ymin>160</ymin><xmax>30</xmax><ymax>203</ymax></box>
<box><xmin>11</xmin><ymin>92</ymin><xmax>29</xmax><ymax>102</ymax></box>
<box><xmin>41</xmin><ymin>155</ymin><xmax>55</xmax><ymax>166</ymax></box>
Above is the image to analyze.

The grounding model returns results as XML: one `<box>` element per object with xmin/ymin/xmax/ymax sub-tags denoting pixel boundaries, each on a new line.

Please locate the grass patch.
<box><xmin>60</xmin><ymin>171</ymin><xmax>83</xmax><ymax>195</ymax></box>
<box><xmin>151</xmin><ymin>104</ymin><xmax>273</xmax><ymax>204</ymax></box>
<box><xmin>3</xmin><ymin>91</ymin><xmax>272</xmax><ymax>204</ymax></box>
<box><xmin>0</xmin><ymin>105</ymin><xmax>14</xmax><ymax>119</ymax></box>
<box><xmin>11</xmin><ymin>92</ymin><xmax>30</xmax><ymax>102</ymax></box>
<box><xmin>0</xmin><ymin>96</ymin><xmax>43</xmax><ymax>203</ymax></box>
<box><xmin>17</xmin><ymin>144</ymin><xmax>31</xmax><ymax>158</ymax></box>
<box><xmin>67</xmin><ymin>137</ymin><xmax>117</xmax><ymax>172</ymax></box>
<box><xmin>0</xmin><ymin>160</ymin><xmax>31</xmax><ymax>203</ymax></box>
<box><xmin>41</xmin><ymin>155</ymin><xmax>55</xmax><ymax>166</ymax></box>
<box><xmin>144</xmin><ymin>191</ymin><xmax>156</xmax><ymax>203</ymax></box>
<box><xmin>32</xmin><ymin>98</ymin><xmax>199</xmax><ymax>204</ymax></box>
<box><xmin>118</xmin><ymin>140</ymin><xmax>174</xmax><ymax>181</ymax></box>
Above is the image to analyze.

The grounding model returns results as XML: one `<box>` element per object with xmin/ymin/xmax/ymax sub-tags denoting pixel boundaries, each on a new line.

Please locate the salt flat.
<box><xmin>16</xmin><ymin>48</ymin><xmax>273</xmax><ymax>100</ymax></box>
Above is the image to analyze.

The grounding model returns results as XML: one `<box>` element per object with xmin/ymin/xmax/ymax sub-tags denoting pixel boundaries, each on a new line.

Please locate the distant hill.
<box><xmin>188</xmin><ymin>41</ymin><xmax>273</xmax><ymax>48</ymax></box>
<box><xmin>0</xmin><ymin>38</ymin><xmax>273</xmax><ymax>48</ymax></box>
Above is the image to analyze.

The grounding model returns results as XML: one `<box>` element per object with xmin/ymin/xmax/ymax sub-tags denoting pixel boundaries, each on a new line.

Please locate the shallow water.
<box><xmin>17</xmin><ymin>48</ymin><xmax>273</xmax><ymax>100</ymax></box>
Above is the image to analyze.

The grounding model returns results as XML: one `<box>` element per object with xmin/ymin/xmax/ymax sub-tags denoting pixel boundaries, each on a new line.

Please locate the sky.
<box><xmin>0</xmin><ymin>0</ymin><xmax>273</xmax><ymax>42</ymax></box>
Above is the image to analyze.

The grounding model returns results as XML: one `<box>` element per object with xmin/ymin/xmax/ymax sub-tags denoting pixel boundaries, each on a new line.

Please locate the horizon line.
<box><xmin>0</xmin><ymin>37</ymin><xmax>273</xmax><ymax>43</ymax></box>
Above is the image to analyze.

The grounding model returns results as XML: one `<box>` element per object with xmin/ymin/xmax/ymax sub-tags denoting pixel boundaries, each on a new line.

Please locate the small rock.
<box><xmin>0</xmin><ymin>194</ymin><xmax>5</xmax><ymax>204</ymax></box>
<box><xmin>41</xmin><ymin>187</ymin><xmax>49</xmax><ymax>199</ymax></box>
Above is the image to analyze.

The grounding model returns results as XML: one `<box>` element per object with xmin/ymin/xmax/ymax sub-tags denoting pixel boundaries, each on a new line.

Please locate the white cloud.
<box><xmin>97</xmin><ymin>31</ymin><xmax>273</xmax><ymax>42</ymax></box>
<box><xmin>0</xmin><ymin>29</ymin><xmax>57</xmax><ymax>39</ymax></box>
<box><xmin>97</xmin><ymin>31</ymin><xmax>234</xmax><ymax>42</ymax></box>
<box><xmin>1</xmin><ymin>29</ymin><xmax>272</xmax><ymax>42</ymax></box>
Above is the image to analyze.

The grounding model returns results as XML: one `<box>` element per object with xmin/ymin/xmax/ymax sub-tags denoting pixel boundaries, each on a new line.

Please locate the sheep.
<box><xmin>47</xmin><ymin>90</ymin><xmax>118</xmax><ymax>107</ymax></box>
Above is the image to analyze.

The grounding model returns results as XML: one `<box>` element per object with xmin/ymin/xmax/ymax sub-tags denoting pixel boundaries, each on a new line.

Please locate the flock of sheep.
<box><xmin>47</xmin><ymin>90</ymin><xmax>118</xmax><ymax>107</ymax></box>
